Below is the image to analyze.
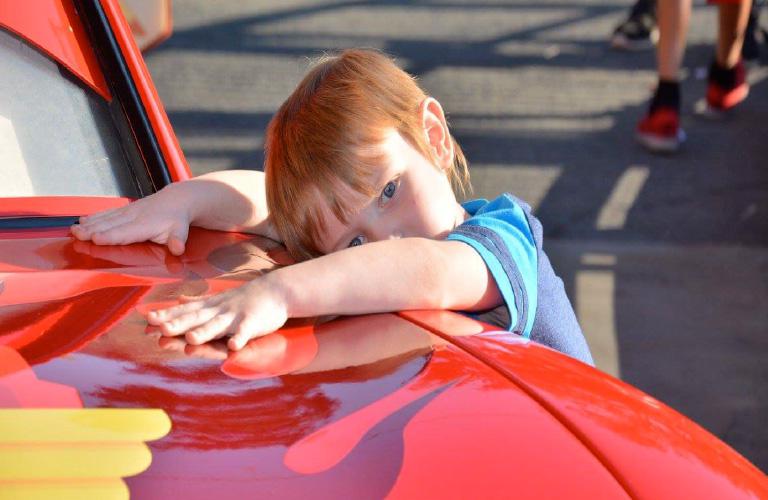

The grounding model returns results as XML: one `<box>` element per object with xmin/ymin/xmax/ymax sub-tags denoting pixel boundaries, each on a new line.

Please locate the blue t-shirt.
<box><xmin>447</xmin><ymin>193</ymin><xmax>594</xmax><ymax>365</ymax></box>
<box><xmin>448</xmin><ymin>195</ymin><xmax>538</xmax><ymax>338</ymax></box>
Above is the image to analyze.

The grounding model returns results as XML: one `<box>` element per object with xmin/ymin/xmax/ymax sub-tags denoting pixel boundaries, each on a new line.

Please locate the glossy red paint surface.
<box><xmin>3</xmin><ymin>0</ymin><xmax>766</xmax><ymax>495</ymax></box>
<box><xmin>403</xmin><ymin>310</ymin><xmax>768</xmax><ymax>499</ymax></box>
<box><xmin>101</xmin><ymin>0</ymin><xmax>191</xmax><ymax>182</ymax></box>
<box><xmin>0</xmin><ymin>346</ymin><xmax>82</xmax><ymax>408</ymax></box>
<box><xmin>0</xmin><ymin>0</ymin><xmax>111</xmax><ymax>100</ymax></box>
<box><xmin>0</xmin><ymin>196</ymin><xmax>131</xmax><ymax>217</ymax></box>
<box><xmin>0</xmin><ymin>225</ymin><xmax>632</xmax><ymax>498</ymax></box>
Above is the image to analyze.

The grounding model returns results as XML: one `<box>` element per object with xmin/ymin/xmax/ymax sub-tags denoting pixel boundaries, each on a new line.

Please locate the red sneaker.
<box><xmin>636</xmin><ymin>106</ymin><xmax>685</xmax><ymax>153</ymax></box>
<box><xmin>706</xmin><ymin>60</ymin><xmax>749</xmax><ymax>112</ymax></box>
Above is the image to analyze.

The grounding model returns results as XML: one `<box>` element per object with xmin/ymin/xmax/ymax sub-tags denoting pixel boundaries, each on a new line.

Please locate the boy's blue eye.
<box><xmin>348</xmin><ymin>235</ymin><xmax>365</xmax><ymax>248</ymax></box>
<box><xmin>381</xmin><ymin>180</ymin><xmax>398</xmax><ymax>202</ymax></box>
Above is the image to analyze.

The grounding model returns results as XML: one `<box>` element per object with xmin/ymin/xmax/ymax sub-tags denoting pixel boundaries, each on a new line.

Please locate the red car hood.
<box><xmin>1</xmin><ymin>199</ymin><xmax>765</xmax><ymax>499</ymax></box>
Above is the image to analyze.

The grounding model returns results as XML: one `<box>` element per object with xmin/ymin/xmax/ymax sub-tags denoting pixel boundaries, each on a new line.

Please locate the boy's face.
<box><xmin>316</xmin><ymin>128</ymin><xmax>467</xmax><ymax>254</ymax></box>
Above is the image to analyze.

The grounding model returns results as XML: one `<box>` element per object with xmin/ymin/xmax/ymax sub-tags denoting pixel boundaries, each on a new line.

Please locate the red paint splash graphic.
<box><xmin>284</xmin><ymin>350</ymin><xmax>461</xmax><ymax>475</ymax></box>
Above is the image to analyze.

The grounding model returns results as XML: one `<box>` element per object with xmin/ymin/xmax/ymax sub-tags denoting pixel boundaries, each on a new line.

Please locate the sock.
<box><xmin>649</xmin><ymin>79</ymin><xmax>680</xmax><ymax>113</ymax></box>
<box><xmin>708</xmin><ymin>60</ymin><xmax>743</xmax><ymax>90</ymax></box>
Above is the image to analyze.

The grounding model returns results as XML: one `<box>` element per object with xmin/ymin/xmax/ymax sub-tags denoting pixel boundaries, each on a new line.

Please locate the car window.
<box><xmin>0</xmin><ymin>28</ymin><xmax>140</xmax><ymax>198</ymax></box>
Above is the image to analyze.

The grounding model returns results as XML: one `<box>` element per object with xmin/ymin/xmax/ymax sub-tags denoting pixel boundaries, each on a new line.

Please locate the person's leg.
<box><xmin>636</xmin><ymin>0</ymin><xmax>691</xmax><ymax>153</ymax></box>
<box><xmin>657</xmin><ymin>0</ymin><xmax>692</xmax><ymax>80</ymax></box>
<box><xmin>611</xmin><ymin>0</ymin><xmax>658</xmax><ymax>50</ymax></box>
<box><xmin>707</xmin><ymin>0</ymin><xmax>752</xmax><ymax>111</ymax></box>
<box><xmin>717</xmin><ymin>0</ymin><xmax>752</xmax><ymax>67</ymax></box>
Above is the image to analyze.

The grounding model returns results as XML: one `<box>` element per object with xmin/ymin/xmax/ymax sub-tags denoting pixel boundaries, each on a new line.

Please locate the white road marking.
<box><xmin>596</xmin><ymin>166</ymin><xmax>650</xmax><ymax>230</ymax></box>
<box><xmin>576</xmin><ymin>262</ymin><xmax>620</xmax><ymax>378</ymax></box>
<box><xmin>581</xmin><ymin>253</ymin><xmax>617</xmax><ymax>266</ymax></box>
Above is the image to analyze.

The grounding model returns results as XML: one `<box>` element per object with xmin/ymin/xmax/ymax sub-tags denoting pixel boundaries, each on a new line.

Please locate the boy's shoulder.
<box><xmin>459</xmin><ymin>192</ymin><xmax>543</xmax><ymax>250</ymax></box>
<box><xmin>462</xmin><ymin>192</ymin><xmax>533</xmax><ymax>217</ymax></box>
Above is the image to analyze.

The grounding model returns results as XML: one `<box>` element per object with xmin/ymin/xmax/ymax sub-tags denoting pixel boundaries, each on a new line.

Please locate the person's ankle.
<box><xmin>649</xmin><ymin>79</ymin><xmax>680</xmax><ymax>113</ymax></box>
<box><xmin>708</xmin><ymin>59</ymin><xmax>744</xmax><ymax>89</ymax></box>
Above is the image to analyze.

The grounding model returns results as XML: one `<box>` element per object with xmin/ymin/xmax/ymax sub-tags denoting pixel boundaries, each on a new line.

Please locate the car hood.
<box><xmin>1</xmin><ymin>207</ymin><xmax>766</xmax><ymax>499</ymax></box>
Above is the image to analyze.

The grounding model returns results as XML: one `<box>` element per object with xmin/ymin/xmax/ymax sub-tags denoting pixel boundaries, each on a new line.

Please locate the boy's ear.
<box><xmin>419</xmin><ymin>97</ymin><xmax>454</xmax><ymax>170</ymax></box>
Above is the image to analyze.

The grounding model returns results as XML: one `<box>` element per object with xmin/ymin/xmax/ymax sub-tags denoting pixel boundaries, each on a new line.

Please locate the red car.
<box><xmin>1</xmin><ymin>1</ymin><xmax>766</xmax><ymax>498</ymax></box>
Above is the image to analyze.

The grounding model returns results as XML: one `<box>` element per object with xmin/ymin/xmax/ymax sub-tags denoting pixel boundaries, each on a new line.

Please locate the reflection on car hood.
<box><xmin>0</xmin><ymin>224</ymin><xmax>629</xmax><ymax>498</ymax></box>
<box><xmin>1</xmin><ymin>224</ymin><xmax>766</xmax><ymax>499</ymax></box>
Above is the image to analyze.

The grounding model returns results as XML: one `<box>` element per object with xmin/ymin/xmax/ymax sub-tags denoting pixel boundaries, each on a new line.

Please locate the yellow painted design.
<box><xmin>0</xmin><ymin>479</ymin><xmax>127</xmax><ymax>500</ymax></box>
<box><xmin>0</xmin><ymin>409</ymin><xmax>171</xmax><ymax>499</ymax></box>
<box><xmin>0</xmin><ymin>409</ymin><xmax>171</xmax><ymax>442</ymax></box>
<box><xmin>0</xmin><ymin>443</ymin><xmax>151</xmax><ymax>479</ymax></box>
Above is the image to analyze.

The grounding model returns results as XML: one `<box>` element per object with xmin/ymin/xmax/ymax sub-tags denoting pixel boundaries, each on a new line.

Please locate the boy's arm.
<box><xmin>72</xmin><ymin>170</ymin><xmax>278</xmax><ymax>254</ymax></box>
<box><xmin>183</xmin><ymin>170</ymin><xmax>276</xmax><ymax>239</ymax></box>
<box><xmin>150</xmin><ymin>238</ymin><xmax>503</xmax><ymax>349</ymax></box>
<box><xmin>276</xmin><ymin>238</ymin><xmax>501</xmax><ymax>316</ymax></box>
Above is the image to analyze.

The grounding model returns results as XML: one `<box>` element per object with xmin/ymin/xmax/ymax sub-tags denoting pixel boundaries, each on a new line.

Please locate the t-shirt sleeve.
<box><xmin>446</xmin><ymin>194</ymin><xmax>538</xmax><ymax>337</ymax></box>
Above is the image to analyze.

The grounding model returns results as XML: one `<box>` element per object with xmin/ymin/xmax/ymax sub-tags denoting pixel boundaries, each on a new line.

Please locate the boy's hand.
<box><xmin>147</xmin><ymin>276</ymin><xmax>289</xmax><ymax>350</ymax></box>
<box><xmin>70</xmin><ymin>186</ymin><xmax>192</xmax><ymax>256</ymax></box>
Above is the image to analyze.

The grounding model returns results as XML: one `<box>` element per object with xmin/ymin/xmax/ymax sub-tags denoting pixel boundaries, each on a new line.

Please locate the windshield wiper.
<box><xmin>0</xmin><ymin>216</ymin><xmax>80</xmax><ymax>229</ymax></box>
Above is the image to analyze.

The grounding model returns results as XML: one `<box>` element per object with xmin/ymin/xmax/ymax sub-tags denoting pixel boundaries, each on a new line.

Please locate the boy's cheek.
<box><xmin>410</xmin><ymin>205</ymin><xmax>453</xmax><ymax>238</ymax></box>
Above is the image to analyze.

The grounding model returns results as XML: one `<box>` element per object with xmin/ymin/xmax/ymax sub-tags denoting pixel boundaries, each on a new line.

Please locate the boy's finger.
<box><xmin>229</xmin><ymin>317</ymin><xmax>262</xmax><ymax>350</ymax></box>
<box><xmin>90</xmin><ymin>222</ymin><xmax>142</xmax><ymax>246</ymax></box>
<box><xmin>148</xmin><ymin>300</ymin><xmax>208</xmax><ymax>325</ymax></box>
<box><xmin>95</xmin><ymin>218</ymin><xmax>163</xmax><ymax>246</ymax></box>
<box><xmin>185</xmin><ymin>313</ymin><xmax>235</xmax><ymax>345</ymax></box>
<box><xmin>168</xmin><ymin>236</ymin><xmax>186</xmax><ymax>256</ymax></box>
<box><xmin>228</xmin><ymin>333</ymin><xmax>249</xmax><ymax>351</ymax></box>
<box><xmin>74</xmin><ymin>223</ymin><xmax>113</xmax><ymax>243</ymax></box>
<box><xmin>81</xmin><ymin>211</ymin><xmax>134</xmax><ymax>234</ymax></box>
<box><xmin>71</xmin><ymin>220</ymin><xmax>110</xmax><ymax>239</ymax></box>
<box><xmin>77</xmin><ymin>214</ymin><xmax>133</xmax><ymax>238</ymax></box>
<box><xmin>168</xmin><ymin>224</ymin><xmax>189</xmax><ymax>256</ymax></box>
<box><xmin>160</xmin><ymin>306</ymin><xmax>220</xmax><ymax>336</ymax></box>
<box><xmin>70</xmin><ymin>224</ymin><xmax>90</xmax><ymax>240</ymax></box>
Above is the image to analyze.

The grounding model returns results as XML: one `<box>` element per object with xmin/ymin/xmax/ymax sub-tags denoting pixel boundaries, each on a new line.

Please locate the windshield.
<box><xmin>0</xmin><ymin>28</ymin><xmax>139</xmax><ymax>198</ymax></box>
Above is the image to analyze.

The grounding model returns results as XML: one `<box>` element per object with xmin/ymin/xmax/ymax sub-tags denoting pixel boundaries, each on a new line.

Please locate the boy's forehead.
<box><xmin>315</xmin><ymin>203</ymin><xmax>347</xmax><ymax>253</ymax></box>
<box><xmin>312</xmin><ymin>182</ymin><xmax>371</xmax><ymax>252</ymax></box>
<box><xmin>299</xmin><ymin>129</ymin><xmax>404</xmax><ymax>253</ymax></box>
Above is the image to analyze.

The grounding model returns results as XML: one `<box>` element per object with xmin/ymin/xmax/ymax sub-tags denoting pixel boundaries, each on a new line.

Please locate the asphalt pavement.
<box><xmin>145</xmin><ymin>0</ymin><xmax>768</xmax><ymax>471</ymax></box>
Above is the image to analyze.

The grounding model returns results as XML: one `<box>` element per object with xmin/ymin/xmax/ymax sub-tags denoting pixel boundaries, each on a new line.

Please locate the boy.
<box><xmin>72</xmin><ymin>49</ymin><xmax>593</xmax><ymax>365</ymax></box>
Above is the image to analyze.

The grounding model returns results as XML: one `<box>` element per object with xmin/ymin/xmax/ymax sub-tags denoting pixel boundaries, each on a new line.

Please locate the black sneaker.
<box><xmin>610</xmin><ymin>13</ymin><xmax>658</xmax><ymax>51</ymax></box>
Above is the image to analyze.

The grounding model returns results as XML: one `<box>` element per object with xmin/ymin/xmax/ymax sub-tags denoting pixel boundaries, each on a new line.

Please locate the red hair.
<box><xmin>265</xmin><ymin>48</ymin><xmax>469</xmax><ymax>261</ymax></box>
